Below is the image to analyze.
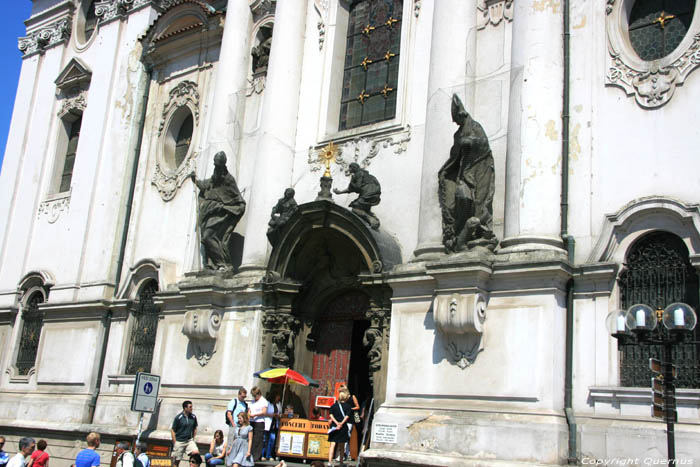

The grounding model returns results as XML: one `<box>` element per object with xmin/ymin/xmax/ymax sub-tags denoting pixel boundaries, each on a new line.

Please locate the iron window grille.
<box><xmin>618</xmin><ymin>231</ymin><xmax>700</xmax><ymax>388</ymax></box>
<box><xmin>16</xmin><ymin>292</ymin><xmax>45</xmax><ymax>375</ymax></box>
<box><xmin>125</xmin><ymin>280</ymin><xmax>160</xmax><ymax>375</ymax></box>
<box><xmin>339</xmin><ymin>0</ymin><xmax>403</xmax><ymax>130</ymax></box>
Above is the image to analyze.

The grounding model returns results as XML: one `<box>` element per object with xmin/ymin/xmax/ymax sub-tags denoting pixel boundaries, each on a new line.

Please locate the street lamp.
<box><xmin>606</xmin><ymin>302</ymin><xmax>697</xmax><ymax>463</ymax></box>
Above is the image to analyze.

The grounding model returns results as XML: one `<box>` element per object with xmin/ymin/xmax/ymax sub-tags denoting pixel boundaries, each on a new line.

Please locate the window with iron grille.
<box><xmin>15</xmin><ymin>292</ymin><xmax>45</xmax><ymax>375</ymax></box>
<box><xmin>339</xmin><ymin>0</ymin><xmax>402</xmax><ymax>131</ymax></box>
<box><xmin>125</xmin><ymin>280</ymin><xmax>160</xmax><ymax>374</ymax></box>
<box><xmin>618</xmin><ymin>231</ymin><xmax>700</xmax><ymax>388</ymax></box>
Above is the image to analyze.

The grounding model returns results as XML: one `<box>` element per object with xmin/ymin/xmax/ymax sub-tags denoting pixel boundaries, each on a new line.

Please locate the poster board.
<box><xmin>147</xmin><ymin>442</ymin><xmax>172</xmax><ymax>467</ymax></box>
<box><xmin>276</xmin><ymin>418</ymin><xmax>332</xmax><ymax>459</ymax></box>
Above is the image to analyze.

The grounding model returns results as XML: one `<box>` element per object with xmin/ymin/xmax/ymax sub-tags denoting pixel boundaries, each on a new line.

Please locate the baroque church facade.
<box><xmin>1</xmin><ymin>0</ymin><xmax>699</xmax><ymax>465</ymax></box>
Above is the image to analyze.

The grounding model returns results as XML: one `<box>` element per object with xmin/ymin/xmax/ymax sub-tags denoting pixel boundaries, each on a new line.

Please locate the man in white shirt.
<box><xmin>6</xmin><ymin>438</ymin><xmax>35</xmax><ymax>467</ymax></box>
<box><xmin>115</xmin><ymin>442</ymin><xmax>134</xmax><ymax>467</ymax></box>
<box><xmin>134</xmin><ymin>442</ymin><xmax>149</xmax><ymax>467</ymax></box>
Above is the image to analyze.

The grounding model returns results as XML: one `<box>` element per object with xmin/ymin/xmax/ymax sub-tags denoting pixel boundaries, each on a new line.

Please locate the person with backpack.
<box><xmin>226</xmin><ymin>388</ymin><xmax>248</xmax><ymax>432</ymax></box>
<box><xmin>133</xmin><ymin>443</ymin><xmax>149</xmax><ymax>467</ymax></box>
<box><xmin>114</xmin><ymin>443</ymin><xmax>134</xmax><ymax>467</ymax></box>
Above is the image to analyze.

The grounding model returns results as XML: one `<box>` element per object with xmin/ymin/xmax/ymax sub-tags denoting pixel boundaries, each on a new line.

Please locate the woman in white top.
<box><xmin>248</xmin><ymin>386</ymin><xmax>269</xmax><ymax>462</ymax></box>
<box><xmin>204</xmin><ymin>430</ymin><xmax>226</xmax><ymax>467</ymax></box>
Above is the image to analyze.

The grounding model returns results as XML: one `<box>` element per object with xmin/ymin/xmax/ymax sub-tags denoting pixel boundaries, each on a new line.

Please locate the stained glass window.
<box><xmin>125</xmin><ymin>280</ymin><xmax>160</xmax><ymax>374</ymax></box>
<box><xmin>618</xmin><ymin>232</ymin><xmax>700</xmax><ymax>388</ymax></box>
<box><xmin>16</xmin><ymin>292</ymin><xmax>45</xmax><ymax>375</ymax></box>
<box><xmin>339</xmin><ymin>0</ymin><xmax>403</xmax><ymax>130</ymax></box>
<box><xmin>628</xmin><ymin>0</ymin><xmax>694</xmax><ymax>61</ymax></box>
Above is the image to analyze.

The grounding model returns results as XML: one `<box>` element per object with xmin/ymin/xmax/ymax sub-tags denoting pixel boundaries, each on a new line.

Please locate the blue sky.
<box><xmin>0</xmin><ymin>2</ymin><xmax>33</xmax><ymax>176</ymax></box>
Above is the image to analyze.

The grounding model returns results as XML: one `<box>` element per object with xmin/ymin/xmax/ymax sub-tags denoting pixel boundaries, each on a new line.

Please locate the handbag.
<box><xmin>353</xmin><ymin>411</ymin><xmax>361</xmax><ymax>424</ymax></box>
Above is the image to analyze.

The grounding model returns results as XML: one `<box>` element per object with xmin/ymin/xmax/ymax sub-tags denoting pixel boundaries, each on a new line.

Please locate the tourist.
<box><xmin>226</xmin><ymin>388</ymin><xmax>248</xmax><ymax>431</ymax></box>
<box><xmin>188</xmin><ymin>454</ymin><xmax>202</xmax><ymax>467</ymax></box>
<box><xmin>225</xmin><ymin>412</ymin><xmax>253</xmax><ymax>467</ymax></box>
<box><xmin>248</xmin><ymin>387</ymin><xmax>268</xmax><ymax>461</ymax></box>
<box><xmin>115</xmin><ymin>443</ymin><xmax>134</xmax><ymax>467</ymax></box>
<box><xmin>133</xmin><ymin>442</ymin><xmax>149</xmax><ymax>467</ymax></box>
<box><xmin>310</xmin><ymin>407</ymin><xmax>327</xmax><ymax>421</ymax></box>
<box><xmin>29</xmin><ymin>440</ymin><xmax>49</xmax><ymax>467</ymax></box>
<box><xmin>283</xmin><ymin>404</ymin><xmax>295</xmax><ymax>418</ymax></box>
<box><xmin>339</xmin><ymin>384</ymin><xmax>360</xmax><ymax>461</ymax></box>
<box><xmin>6</xmin><ymin>438</ymin><xmax>34</xmax><ymax>467</ymax></box>
<box><xmin>204</xmin><ymin>430</ymin><xmax>225</xmax><ymax>467</ymax></box>
<box><xmin>0</xmin><ymin>436</ymin><xmax>10</xmax><ymax>467</ymax></box>
<box><xmin>74</xmin><ymin>433</ymin><xmax>101</xmax><ymax>467</ymax></box>
<box><xmin>261</xmin><ymin>392</ymin><xmax>280</xmax><ymax>461</ymax></box>
<box><xmin>327</xmin><ymin>390</ymin><xmax>352</xmax><ymax>467</ymax></box>
<box><xmin>171</xmin><ymin>401</ymin><xmax>199</xmax><ymax>467</ymax></box>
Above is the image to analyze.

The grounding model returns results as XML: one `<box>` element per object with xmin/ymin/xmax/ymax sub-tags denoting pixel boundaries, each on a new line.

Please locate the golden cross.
<box><xmin>384</xmin><ymin>50</ymin><xmax>396</xmax><ymax>62</ymax></box>
<box><xmin>319</xmin><ymin>142</ymin><xmax>338</xmax><ymax>178</ymax></box>
<box><xmin>362</xmin><ymin>24</ymin><xmax>375</xmax><ymax>36</ymax></box>
<box><xmin>653</xmin><ymin>11</ymin><xmax>675</xmax><ymax>29</ymax></box>
<box><xmin>385</xmin><ymin>17</ymin><xmax>398</xmax><ymax>28</ymax></box>
<box><xmin>357</xmin><ymin>90</ymin><xmax>370</xmax><ymax>104</ymax></box>
<box><xmin>381</xmin><ymin>85</ymin><xmax>394</xmax><ymax>98</ymax></box>
<box><xmin>361</xmin><ymin>57</ymin><xmax>373</xmax><ymax>70</ymax></box>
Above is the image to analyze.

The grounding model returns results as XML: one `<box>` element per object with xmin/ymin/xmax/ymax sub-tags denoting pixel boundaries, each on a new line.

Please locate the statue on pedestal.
<box><xmin>438</xmin><ymin>94</ymin><xmax>498</xmax><ymax>253</ymax></box>
<box><xmin>190</xmin><ymin>151</ymin><xmax>246</xmax><ymax>271</ymax></box>
<box><xmin>334</xmin><ymin>162</ymin><xmax>381</xmax><ymax>230</ymax></box>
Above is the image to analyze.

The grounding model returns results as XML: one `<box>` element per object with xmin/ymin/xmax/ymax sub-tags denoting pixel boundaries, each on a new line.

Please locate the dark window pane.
<box><xmin>628</xmin><ymin>0</ymin><xmax>695</xmax><ymax>61</ymax></box>
<box><xmin>339</xmin><ymin>0</ymin><xmax>403</xmax><ymax>130</ymax></box>
<box><xmin>60</xmin><ymin>116</ymin><xmax>82</xmax><ymax>193</ymax></box>
<box><xmin>84</xmin><ymin>1</ymin><xmax>98</xmax><ymax>40</ymax></box>
<box><xmin>174</xmin><ymin>113</ymin><xmax>193</xmax><ymax>168</ymax></box>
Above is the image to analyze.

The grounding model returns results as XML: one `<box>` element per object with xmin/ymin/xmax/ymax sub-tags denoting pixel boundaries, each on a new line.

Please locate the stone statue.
<box><xmin>190</xmin><ymin>151</ymin><xmax>246</xmax><ymax>271</ymax></box>
<box><xmin>333</xmin><ymin>162</ymin><xmax>381</xmax><ymax>230</ymax></box>
<box><xmin>267</xmin><ymin>188</ymin><xmax>298</xmax><ymax>244</ymax></box>
<box><xmin>251</xmin><ymin>35</ymin><xmax>272</xmax><ymax>73</ymax></box>
<box><xmin>438</xmin><ymin>94</ymin><xmax>498</xmax><ymax>253</ymax></box>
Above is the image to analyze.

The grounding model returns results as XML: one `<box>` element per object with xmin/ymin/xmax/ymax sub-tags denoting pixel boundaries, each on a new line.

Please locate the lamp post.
<box><xmin>607</xmin><ymin>303</ymin><xmax>698</xmax><ymax>463</ymax></box>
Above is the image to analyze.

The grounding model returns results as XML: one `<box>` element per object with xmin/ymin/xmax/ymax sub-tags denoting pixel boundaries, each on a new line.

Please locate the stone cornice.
<box><xmin>18</xmin><ymin>17</ymin><xmax>72</xmax><ymax>58</ymax></box>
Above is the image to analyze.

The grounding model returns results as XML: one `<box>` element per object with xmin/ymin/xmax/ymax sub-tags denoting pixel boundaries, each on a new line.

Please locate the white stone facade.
<box><xmin>0</xmin><ymin>0</ymin><xmax>699</xmax><ymax>465</ymax></box>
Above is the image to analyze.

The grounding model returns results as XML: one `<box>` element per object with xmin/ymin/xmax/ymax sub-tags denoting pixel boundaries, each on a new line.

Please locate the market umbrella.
<box><xmin>253</xmin><ymin>367</ymin><xmax>319</xmax><ymax>414</ymax></box>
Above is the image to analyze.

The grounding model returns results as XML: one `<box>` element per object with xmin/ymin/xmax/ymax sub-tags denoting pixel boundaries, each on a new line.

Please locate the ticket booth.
<box><xmin>276</xmin><ymin>418</ymin><xmax>332</xmax><ymax>461</ymax></box>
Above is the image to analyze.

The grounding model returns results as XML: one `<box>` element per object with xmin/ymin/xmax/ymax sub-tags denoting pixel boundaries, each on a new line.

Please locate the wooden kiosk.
<box><xmin>276</xmin><ymin>418</ymin><xmax>332</xmax><ymax>461</ymax></box>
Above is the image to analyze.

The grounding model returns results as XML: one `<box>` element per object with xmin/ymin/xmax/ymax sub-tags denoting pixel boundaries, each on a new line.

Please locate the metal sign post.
<box><xmin>131</xmin><ymin>372</ymin><xmax>161</xmax><ymax>442</ymax></box>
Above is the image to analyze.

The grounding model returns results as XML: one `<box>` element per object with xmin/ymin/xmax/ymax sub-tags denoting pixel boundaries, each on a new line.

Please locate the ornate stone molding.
<box><xmin>250</xmin><ymin>0</ymin><xmax>276</xmax><ymax>23</ymax></box>
<box><xmin>58</xmin><ymin>91</ymin><xmax>88</xmax><ymax>119</ymax></box>
<box><xmin>95</xmin><ymin>0</ymin><xmax>135</xmax><ymax>22</ymax></box>
<box><xmin>182</xmin><ymin>309</ymin><xmax>222</xmax><ymax>366</ymax></box>
<box><xmin>314</xmin><ymin>0</ymin><xmax>328</xmax><ymax>50</ymax></box>
<box><xmin>477</xmin><ymin>0</ymin><xmax>513</xmax><ymax>30</ymax></box>
<box><xmin>18</xmin><ymin>18</ymin><xmax>72</xmax><ymax>57</ymax></box>
<box><xmin>158</xmin><ymin>80</ymin><xmax>200</xmax><ymax>136</ymax></box>
<box><xmin>307</xmin><ymin>126</ymin><xmax>411</xmax><ymax>174</ymax></box>
<box><xmin>606</xmin><ymin>2</ymin><xmax>700</xmax><ymax>108</ymax></box>
<box><xmin>247</xmin><ymin>72</ymin><xmax>266</xmax><ymax>96</ymax></box>
<box><xmin>152</xmin><ymin>152</ymin><xmax>197</xmax><ymax>201</ymax></box>
<box><xmin>262</xmin><ymin>311</ymin><xmax>300</xmax><ymax>368</ymax></box>
<box><xmin>434</xmin><ymin>293</ymin><xmax>487</xmax><ymax>369</ymax></box>
<box><xmin>37</xmin><ymin>192</ymin><xmax>71</xmax><ymax>224</ymax></box>
<box><xmin>414</xmin><ymin>0</ymin><xmax>422</xmax><ymax>18</ymax></box>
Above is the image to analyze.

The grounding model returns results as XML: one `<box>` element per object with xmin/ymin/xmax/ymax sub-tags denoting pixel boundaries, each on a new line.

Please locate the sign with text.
<box><xmin>277</xmin><ymin>431</ymin><xmax>306</xmax><ymax>457</ymax></box>
<box><xmin>279</xmin><ymin>418</ymin><xmax>330</xmax><ymax>434</ymax></box>
<box><xmin>373</xmin><ymin>423</ymin><xmax>398</xmax><ymax>444</ymax></box>
<box><xmin>131</xmin><ymin>372</ymin><xmax>160</xmax><ymax>413</ymax></box>
<box><xmin>305</xmin><ymin>433</ymin><xmax>331</xmax><ymax>459</ymax></box>
<box><xmin>315</xmin><ymin>395</ymin><xmax>336</xmax><ymax>408</ymax></box>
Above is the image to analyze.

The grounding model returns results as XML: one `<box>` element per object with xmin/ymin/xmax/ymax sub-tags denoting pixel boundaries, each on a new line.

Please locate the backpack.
<box><xmin>133</xmin><ymin>457</ymin><xmax>144</xmax><ymax>467</ymax></box>
<box><xmin>225</xmin><ymin>399</ymin><xmax>247</xmax><ymax>426</ymax></box>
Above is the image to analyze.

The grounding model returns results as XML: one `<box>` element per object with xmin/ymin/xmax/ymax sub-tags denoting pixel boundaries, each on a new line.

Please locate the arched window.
<box><xmin>125</xmin><ymin>280</ymin><xmax>160</xmax><ymax>374</ymax></box>
<box><xmin>339</xmin><ymin>0</ymin><xmax>403</xmax><ymax>130</ymax></box>
<box><xmin>628</xmin><ymin>0</ymin><xmax>694</xmax><ymax>61</ymax></box>
<box><xmin>618</xmin><ymin>231</ymin><xmax>700</xmax><ymax>388</ymax></box>
<box><xmin>174</xmin><ymin>113</ymin><xmax>193</xmax><ymax>168</ymax></box>
<box><xmin>84</xmin><ymin>1</ymin><xmax>98</xmax><ymax>41</ymax></box>
<box><xmin>16</xmin><ymin>291</ymin><xmax>46</xmax><ymax>375</ymax></box>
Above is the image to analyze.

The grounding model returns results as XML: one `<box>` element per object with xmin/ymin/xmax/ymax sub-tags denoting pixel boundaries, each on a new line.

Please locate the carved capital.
<box><xmin>58</xmin><ymin>91</ymin><xmax>88</xmax><ymax>119</ymax></box>
<box><xmin>37</xmin><ymin>192</ymin><xmax>71</xmax><ymax>224</ymax></box>
<box><xmin>477</xmin><ymin>0</ymin><xmax>513</xmax><ymax>30</ymax></box>
<box><xmin>95</xmin><ymin>0</ymin><xmax>135</xmax><ymax>22</ymax></box>
<box><xmin>250</xmin><ymin>0</ymin><xmax>276</xmax><ymax>22</ymax></box>
<box><xmin>159</xmin><ymin>81</ymin><xmax>200</xmax><ymax>136</ymax></box>
<box><xmin>18</xmin><ymin>18</ymin><xmax>72</xmax><ymax>57</ymax></box>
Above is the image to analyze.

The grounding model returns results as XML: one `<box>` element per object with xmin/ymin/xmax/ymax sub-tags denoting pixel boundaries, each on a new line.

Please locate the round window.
<box><xmin>164</xmin><ymin>107</ymin><xmax>194</xmax><ymax>170</ymax></box>
<box><xmin>628</xmin><ymin>0</ymin><xmax>695</xmax><ymax>61</ymax></box>
<box><xmin>76</xmin><ymin>0</ymin><xmax>98</xmax><ymax>45</ymax></box>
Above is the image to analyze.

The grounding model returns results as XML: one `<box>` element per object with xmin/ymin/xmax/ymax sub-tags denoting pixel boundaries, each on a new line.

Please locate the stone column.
<box><xmin>413</xmin><ymin>0</ymin><xmax>477</xmax><ymax>259</ymax></box>
<box><xmin>203</xmin><ymin>0</ymin><xmax>252</xmax><ymax>172</ymax></box>
<box><xmin>239</xmin><ymin>0</ymin><xmax>307</xmax><ymax>272</ymax></box>
<box><xmin>501</xmin><ymin>0</ymin><xmax>565</xmax><ymax>254</ymax></box>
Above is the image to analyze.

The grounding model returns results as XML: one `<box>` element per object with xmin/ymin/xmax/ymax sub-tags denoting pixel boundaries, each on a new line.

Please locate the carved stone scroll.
<box><xmin>182</xmin><ymin>309</ymin><xmax>222</xmax><ymax>366</ymax></box>
<box><xmin>18</xmin><ymin>18</ymin><xmax>72</xmax><ymax>57</ymax></box>
<box><xmin>434</xmin><ymin>293</ymin><xmax>487</xmax><ymax>369</ymax></box>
